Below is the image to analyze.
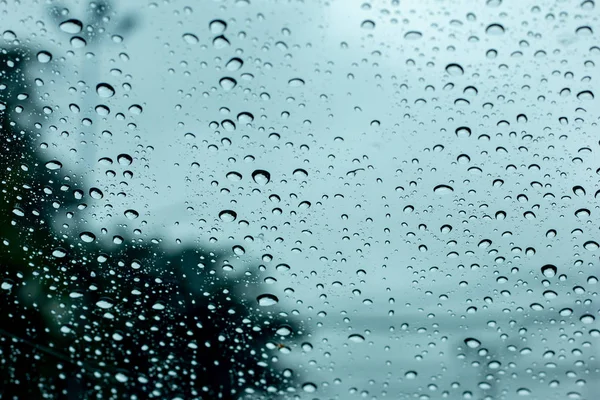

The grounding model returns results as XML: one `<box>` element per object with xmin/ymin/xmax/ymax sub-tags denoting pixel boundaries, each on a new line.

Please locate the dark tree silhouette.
<box><xmin>0</xmin><ymin>23</ymin><xmax>302</xmax><ymax>400</ymax></box>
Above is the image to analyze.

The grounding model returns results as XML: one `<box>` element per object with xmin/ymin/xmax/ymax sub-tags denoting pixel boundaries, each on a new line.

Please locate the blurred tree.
<box><xmin>0</xmin><ymin>12</ymin><xmax>302</xmax><ymax>400</ymax></box>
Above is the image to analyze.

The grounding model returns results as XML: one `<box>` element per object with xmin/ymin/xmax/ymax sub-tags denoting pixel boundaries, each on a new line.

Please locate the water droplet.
<box><xmin>213</xmin><ymin>35</ymin><xmax>230</xmax><ymax>49</ymax></box>
<box><xmin>288</xmin><ymin>78</ymin><xmax>305</xmax><ymax>87</ymax></box>
<box><xmin>584</xmin><ymin>240</ymin><xmax>599</xmax><ymax>251</ymax></box>
<box><xmin>182</xmin><ymin>33</ymin><xmax>199</xmax><ymax>44</ymax></box>
<box><xmin>59</xmin><ymin>19</ymin><xmax>83</xmax><ymax>34</ymax></box>
<box><xmin>486</xmin><ymin>23</ymin><xmax>505</xmax><ymax>35</ymax></box>
<box><xmin>576</xmin><ymin>26</ymin><xmax>593</xmax><ymax>36</ymax></box>
<box><xmin>45</xmin><ymin>160</ymin><xmax>63</xmax><ymax>170</ymax></box>
<box><xmin>302</xmin><ymin>382</ymin><xmax>317</xmax><ymax>393</ymax></box>
<box><xmin>89</xmin><ymin>187</ymin><xmax>104</xmax><ymax>199</ymax></box>
<box><xmin>252</xmin><ymin>170</ymin><xmax>271</xmax><ymax>185</ymax></box>
<box><xmin>219</xmin><ymin>210</ymin><xmax>237</xmax><ymax>222</ymax></box>
<box><xmin>117</xmin><ymin>154</ymin><xmax>133</xmax><ymax>166</ymax></box>
<box><xmin>464</xmin><ymin>337</ymin><xmax>481</xmax><ymax>348</ymax></box>
<box><xmin>219</xmin><ymin>77</ymin><xmax>237</xmax><ymax>91</ymax></box>
<box><xmin>433</xmin><ymin>184</ymin><xmax>454</xmax><ymax>194</ymax></box>
<box><xmin>257</xmin><ymin>294</ymin><xmax>279</xmax><ymax>306</ymax></box>
<box><xmin>361</xmin><ymin>20</ymin><xmax>375</xmax><ymax>29</ymax></box>
<box><xmin>348</xmin><ymin>333</ymin><xmax>365</xmax><ymax>343</ymax></box>
<box><xmin>445</xmin><ymin>63</ymin><xmax>464</xmax><ymax>76</ymax></box>
<box><xmin>96</xmin><ymin>83</ymin><xmax>115</xmax><ymax>98</ymax></box>
<box><xmin>37</xmin><ymin>51</ymin><xmax>52</xmax><ymax>63</ymax></box>
<box><xmin>52</xmin><ymin>248</ymin><xmax>67</xmax><ymax>258</ymax></box>
<box><xmin>580</xmin><ymin>314</ymin><xmax>595</xmax><ymax>324</ymax></box>
<box><xmin>80</xmin><ymin>232</ymin><xmax>96</xmax><ymax>243</ymax></box>
<box><xmin>541</xmin><ymin>264</ymin><xmax>557</xmax><ymax>278</ymax></box>
<box><xmin>209</xmin><ymin>19</ymin><xmax>227</xmax><ymax>34</ymax></box>
<box><xmin>455</xmin><ymin>126</ymin><xmax>472</xmax><ymax>137</ymax></box>
<box><xmin>405</xmin><ymin>371</ymin><xmax>418</xmax><ymax>379</ymax></box>
<box><xmin>293</xmin><ymin>168</ymin><xmax>308</xmax><ymax>178</ymax></box>
<box><xmin>517</xmin><ymin>388</ymin><xmax>531</xmax><ymax>396</ymax></box>
<box><xmin>237</xmin><ymin>112</ymin><xmax>254</xmax><ymax>123</ymax></box>
<box><xmin>124</xmin><ymin>209</ymin><xmax>139</xmax><ymax>219</ymax></box>
<box><xmin>404</xmin><ymin>31</ymin><xmax>422</xmax><ymax>39</ymax></box>
<box><xmin>96</xmin><ymin>298</ymin><xmax>114</xmax><ymax>309</ymax></box>
<box><xmin>577</xmin><ymin>90</ymin><xmax>594</xmax><ymax>100</ymax></box>
<box><xmin>226</xmin><ymin>57</ymin><xmax>243</xmax><ymax>71</ymax></box>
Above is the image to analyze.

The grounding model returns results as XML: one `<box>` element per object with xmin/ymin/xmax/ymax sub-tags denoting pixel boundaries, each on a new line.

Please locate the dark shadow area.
<box><xmin>1</xmin><ymin>32</ymin><xmax>302</xmax><ymax>400</ymax></box>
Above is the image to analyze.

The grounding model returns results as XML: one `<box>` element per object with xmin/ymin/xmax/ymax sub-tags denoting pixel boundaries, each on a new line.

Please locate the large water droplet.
<box><xmin>257</xmin><ymin>294</ymin><xmax>279</xmax><ymax>306</ymax></box>
<box><xmin>433</xmin><ymin>184</ymin><xmax>454</xmax><ymax>194</ymax></box>
<box><xmin>45</xmin><ymin>160</ymin><xmax>63</xmax><ymax>170</ymax></box>
<box><xmin>302</xmin><ymin>382</ymin><xmax>317</xmax><ymax>393</ymax></box>
<box><xmin>117</xmin><ymin>154</ymin><xmax>133</xmax><ymax>166</ymax></box>
<box><xmin>576</xmin><ymin>26</ymin><xmax>593</xmax><ymax>36</ymax></box>
<box><xmin>485</xmin><ymin>23</ymin><xmax>505</xmax><ymax>35</ymax></box>
<box><xmin>584</xmin><ymin>240</ymin><xmax>599</xmax><ymax>251</ymax></box>
<box><xmin>52</xmin><ymin>248</ymin><xmax>67</xmax><ymax>258</ymax></box>
<box><xmin>455</xmin><ymin>126</ymin><xmax>472</xmax><ymax>137</ymax></box>
<box><xmin>361</xmin><ymin>20</ymin><xmax>375</xmax><ymax>29</ymax></box>
<box><xmin>464</xmin><ymin>337</ymin><xmax>481</xmax><ymax>348</ymax></box>
<box><xmin>577</xmin><ymin>90</ymin><xmax>594</xmax><ymax>100</ymax></box>
<box><xmin>59</xmin><ymin>19</ymin><xmax>83</xmax><ymax>34</ymax></box>
<box><xmin>252</xmin><ymin>170</ymin><xmax>271</xmax><ymax>185</ymax></box>
<box><xmin>288</xmin><ymin>78</ymin><xmax>305</xmax><ymax>87</ymax></box>
<box><xmin>96</xmin><ymin>83</ymin><xmax>115</xmax><ymax>98</ymax></box>
<box><xmin>445</xmin><ymin>63</ymin><xmax>464</xmax><ymax>76</ymax></box>
<box><xmin>96</xmin><ymin>298</ymin><xmax>114</xmax><ymax>309</ymax></box>
<box><xmin>124</xmin><ymin>209</ymin><xmax>139</xmax><ymax>219</ymax></box>
<box><xmin>348</xmin><ymin>333</ymin><xmax>365</xmax><ymax>343</ymax></box>
<box><xmin>182</xmin><ymin>33</ymin><xmax>199</xmax><ymax>44</ymax></box>
<box><xmin>37</xmin><ymin>51</ymin><xmax>52</xmax><ymax>63</ymax></box>
<box><xmin>219</xmin><ymin>77</ymin><xmax>237</xmax><ymax>91</ymax></box>
<box><xmin>219</xmin><ymin>210</ymin><xmax>237</xmax><ymax>222</ymax></box>
<box><xmin>226</xmin><ymin>57</ymin><xmax>243</xmax><ymax>71</ymax></box>
<box><xmin>80</xmin><ymin>232</ymin><xmax>96</xmax><ymax>243</ymax></box>
<box><xmin>404</xmin><ymin>31</ymin><xmax>422</xmax><ymax>40</ymax></box>
<box><xmin>541</xmin><ymin>264</ymin><xmax>557</xmax><ymax>278</ymax></box>
<box><xmin>209</xmin><ymin>19</ymin><xmax>227</xmax><ymax>34</ymax></box>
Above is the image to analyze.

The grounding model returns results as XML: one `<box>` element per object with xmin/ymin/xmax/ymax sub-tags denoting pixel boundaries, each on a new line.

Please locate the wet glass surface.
<box><xmin>1</xmin><ymin>0</ymin><xmax>599</xmax><ymax>399</ymax></box>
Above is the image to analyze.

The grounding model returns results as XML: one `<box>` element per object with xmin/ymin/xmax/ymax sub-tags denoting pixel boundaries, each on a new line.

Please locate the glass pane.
<box><xmin>1</xmin><ymin>0</ymin><xmax>599</xmax><ymax>399</ymax></box>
